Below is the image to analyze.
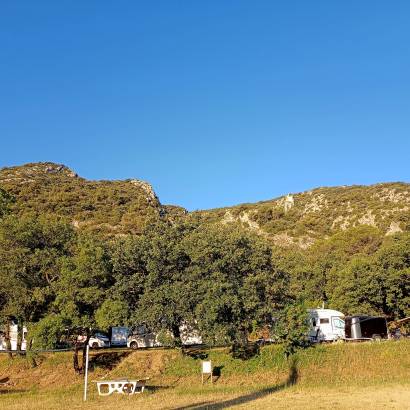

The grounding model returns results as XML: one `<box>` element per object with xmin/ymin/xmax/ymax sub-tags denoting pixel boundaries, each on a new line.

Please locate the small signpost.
<box><xmin>201</xmin><ymin>360</ymin><xmax>212</xmax><ymax>384</ymax></box>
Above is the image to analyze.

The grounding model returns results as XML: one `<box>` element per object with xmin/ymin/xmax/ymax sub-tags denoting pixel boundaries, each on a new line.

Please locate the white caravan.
<box><xmin>308</xmin><ymin>309</ymin><xmax>345</xmax><ymax>342</ymax></box>
<box><xmin>0</xmin><ymin>323</ymin><xmax>27</xmax><ymax>351</ymax></box>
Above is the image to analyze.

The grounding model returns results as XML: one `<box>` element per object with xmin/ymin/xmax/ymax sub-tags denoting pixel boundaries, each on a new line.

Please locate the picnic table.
<box><xmin>94</xmin><ymin>378</ymin><xmax>149</xmax><ymax>396</ymax></box>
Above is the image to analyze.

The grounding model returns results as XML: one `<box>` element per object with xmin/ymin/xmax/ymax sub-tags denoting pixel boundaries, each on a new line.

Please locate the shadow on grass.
<box><xmin>212</xmin><ymin>366</ymin><xmax>224</xmax><ymax>383</ymax></box>
<box><xmin>0</xmin><ymin>389</ymin><xmax>28</xmax><ymax>395</ymax></box>
<box><xmin>174</xmin><ymin>357</ymin><xmax>299</xmax><ymax>410</ymax></box>
<box><xmin>89</xmin><ymin>351</ymin><xmax>132</xmax><ymax>371</ymax></box>
<box><xmin>145</xmin><ymin>384</ymin><xmax>172</xmax><ymax>393</ymax></box>
<box><xmin>183</xmin><ymin>346</ymin><xmax>209</xmax><ymax>360</ymax></box>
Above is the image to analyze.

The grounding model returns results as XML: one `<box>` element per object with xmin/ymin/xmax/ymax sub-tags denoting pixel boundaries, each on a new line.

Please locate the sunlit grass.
<box><xmin>0</xmin><ymin>340</ymin><xmax>409</xmax><ymax>409</ymax></box>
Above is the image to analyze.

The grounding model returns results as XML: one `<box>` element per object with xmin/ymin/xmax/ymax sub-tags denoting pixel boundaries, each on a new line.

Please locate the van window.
<box><xmin>319</xmin><ymin>318</ymin><xmax>329</xmax><ymax>324</ymax></box>
<box><xmin>332</xmin><ymin>317</ymin><xmax>345</xmax><ymax>329</ymax></box>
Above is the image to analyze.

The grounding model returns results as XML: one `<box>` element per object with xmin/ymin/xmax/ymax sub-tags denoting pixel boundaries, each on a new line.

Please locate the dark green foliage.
<box><xmin>30</xmin><ymin>314</ymin><xmax>71</xmax><ymax>350</ymax></box>
<box><xmin>0</xmin><ymin>162</ymin><xmax>167</xmax><ymax>237</ymax></box>
<box><xmin>1</xmin><ymin>161</ymin><xmax>409</xmax><ymax>362</ymax></box>
<box><xmin>0</xmin><ymin>214</ymin><xmax>76</xmax><ymax>324</ymax></box>
<box><xmin>274</xmin><ymin>302</ymin><xmax>311</xmax><ymax>357</ymax></box>
<box><xmin>0</xmin><ymin>188</ymin><xmax>13</xmax><ymax>218</ymax></box>
<box><xmin>328</xmin><ymin>233</ymin><xmax>410</xmax><ymax>318</ymax></box>
<box><xmin>53</xmin><ymin>234</ymin><xmax>113</xmax><ymax>329</ymax></box>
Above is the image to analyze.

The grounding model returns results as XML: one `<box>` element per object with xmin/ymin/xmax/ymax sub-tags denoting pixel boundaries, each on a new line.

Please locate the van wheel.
<box><xmin>372</xmin><ymin>334</ymin><xmax>382</xmax><ymax>342</ymax></box>
<box><xmin>92</xmin><ymin>342</ymin><xmax>99</xmax><ymax>349</ymax></box>
<box><xmin>130</xmin><ymin>341</ymin><xmax>138</xmax><ymax>350</ymax></box>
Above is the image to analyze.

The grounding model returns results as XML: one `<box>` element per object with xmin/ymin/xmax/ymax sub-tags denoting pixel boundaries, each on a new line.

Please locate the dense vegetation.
<box><xmin>0</xmin><ymin>162</ymin><xmax>409</xmax><ymax>366</ymax></box>
<box><xmin>0</xmin><ymin>162</ymin><xmax>180</xmax><ymax>236</ymax></box>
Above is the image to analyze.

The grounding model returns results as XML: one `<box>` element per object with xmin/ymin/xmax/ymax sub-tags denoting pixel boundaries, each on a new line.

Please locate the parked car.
<box><xmin>127</xmin><ymin>325</ymin><xmax>161</xmax><ymax>350</ymax></box>
<box><xmin>78</xmin><ymin>332</ymin><xmax>110</xmax><ymax>349</ymax></box>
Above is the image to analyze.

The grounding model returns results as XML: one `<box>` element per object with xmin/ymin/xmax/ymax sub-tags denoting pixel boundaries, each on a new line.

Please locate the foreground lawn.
<box><xmin>1</xmin><ymin>382</ymin><xmax>409</xmax><ymax>409</ymax></box>
<box><xmin>0</xmin><ymin>340</ymin><xmax>409</xmax><ymax>409</ymax></box>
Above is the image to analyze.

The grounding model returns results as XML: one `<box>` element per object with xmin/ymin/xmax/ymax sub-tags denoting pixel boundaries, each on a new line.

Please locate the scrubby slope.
<box><xmin>197</xmin><ymin>182</ymin><xmax>410</xmax><ymax>248</ymax></box>
<box><xmin>2</xmin><ymin>162</ymin><xmax>410</xmax><ymax>246</ymax></box>
<box><xmin>0</xmin><ymin>162</ymin><xmax>183</xmax><ymax>236</ymax></box>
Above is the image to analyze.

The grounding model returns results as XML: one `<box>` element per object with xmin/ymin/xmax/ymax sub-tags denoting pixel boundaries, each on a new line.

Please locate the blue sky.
<box><xmin>1</xmin><ymin>1</ymin><xmax>410</xmax><ymax>210</ymax></box>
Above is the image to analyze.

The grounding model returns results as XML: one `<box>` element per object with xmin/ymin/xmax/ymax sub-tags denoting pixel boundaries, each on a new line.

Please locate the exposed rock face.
<box><xmin>199</xmin><ymin>182</ymin><xmax>410</xmax><ymax>249</ymax></box>
<box><xmin>284</xmin><ymin>194</ymin><xmax>295</xmax><ymax>212</ymax></box>
<box><xmin>386</xmin><ymin>221</ymin><xmax>403</xmax><ymax>236</ymax></box>
<box><xmin>130</xmin><ymin>179</ymin><xmax>159</xmax><ymax>204</ymax></box>
<box><xmin>358</xmin><ymin>211</ymin><xmax>377</xmax><ymax>227</ymax></box>
<box><xmin>0</xmin><ymin>162</ymin><xmax>78</xmax><ymax>183</ymax></box>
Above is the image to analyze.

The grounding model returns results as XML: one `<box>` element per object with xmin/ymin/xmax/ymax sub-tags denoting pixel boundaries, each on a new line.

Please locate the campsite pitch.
<box><xmin>0</xmin><ymin>340</ymin><xmax>409</xmax><ymax>409</ymax></box>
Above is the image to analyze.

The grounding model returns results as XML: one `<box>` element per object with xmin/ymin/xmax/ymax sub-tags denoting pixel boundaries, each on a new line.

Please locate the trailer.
<box><xmin>308</xmin><ymin>309</ymin><xmax>345</xmax><ymax>342</ymax></box>
<box><xmin>345</xmin><ymin>315</ymin><xmax>388</xmax><ymax>341</ymax></box>
<box><xmin>109</xmin><ymin>326</ymin><xmax>129</xmax><ymax>347</ymax></box>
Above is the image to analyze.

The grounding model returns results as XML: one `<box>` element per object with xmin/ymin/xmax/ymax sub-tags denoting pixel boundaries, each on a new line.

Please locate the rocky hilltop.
<box><xmin>0</xmin><ymin>162</ymin><xmax>185</xmax><ymax>236</ymax></box>
<box><xmin>1</xmin><ymin>162</ymin><xmax>409</xmax><ymax>245</ymax></box>
<box><xmin>197</xmin><ymin>182</ymin><xmax>410</xmax><ymax>248</ymax></box>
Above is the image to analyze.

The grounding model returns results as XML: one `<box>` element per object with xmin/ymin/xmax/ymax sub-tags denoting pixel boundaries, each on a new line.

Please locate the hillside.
<box><xmin>0</xmin><ymin>162</ymin><xmax>186</xmax><ymax>236</ymax></box>
<box><xmin>0</xmin><ymin>341</ymin><xmax>409</xmax><ymax>409</ymax></box>
<box><xmin>1</xmin><ymin>162</ymin><xmax>410</xmax><ymax>246</ymax></box>
<box><xmin>197</xmin><ymin>182</ymin><xmax>410</xmax><ymax>248</ymax></box>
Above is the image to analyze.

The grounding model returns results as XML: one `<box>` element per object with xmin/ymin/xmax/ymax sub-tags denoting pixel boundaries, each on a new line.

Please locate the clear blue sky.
<box><xmin>1</xmin><ymin>1</ymin><xmax>410</xmax><ymax>210</ymax></box>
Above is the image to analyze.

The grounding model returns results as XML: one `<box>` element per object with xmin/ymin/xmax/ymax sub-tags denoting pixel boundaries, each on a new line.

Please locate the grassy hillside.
<box><xmin>0</xmin><ymin>340</ymin><xmax>409</xmax><ymax>409</ymax></box>
<box><xmin>197</xmin><ymin>182</ymin><xmax>410</xmax><ymax>248</ymax></box>
<box><xmin>2</xmin><ymin>162</ymin><xmax>410</xmax><ymax>246</ymax></box>
<box><xmin>0</xmin><ymin>162</ymin><xmax>179</xmax><ymax>236</ymax></box>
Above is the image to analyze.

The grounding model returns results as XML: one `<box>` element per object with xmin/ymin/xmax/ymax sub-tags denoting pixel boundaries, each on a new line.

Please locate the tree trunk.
<box><xmin>73</xmin><ymin>342</ymin><xmax>81</xmax><ymax>374</ymax></box>
<box><xmin>26</xmin><ymin>337</ymin><xmax>37</xmax><ymax>368</ymax></box>
<box><xmin>171</xmin><ymin>323</ymin><xmax>181</xmax><ymax>347</ymax></box>
<box><xmin>81</xmin><ymin>329</ymin><xmax>91</xmax><ymax>374</ymax></box>
<box><xmin>5</xmin><ymin>319</ymin><xmax>12</xmax><ymax>359</ymax></box>
<box><xmin>16</xmin><ymin>320</ymin><xmax>23</xmax><ymax>355</ymax></box>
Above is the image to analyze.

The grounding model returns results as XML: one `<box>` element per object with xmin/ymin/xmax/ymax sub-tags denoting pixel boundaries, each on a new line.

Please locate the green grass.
<box><xmin>1</xmin><ymin>340</ymin><xmax>409</xmax><ymax>409</ymax></box>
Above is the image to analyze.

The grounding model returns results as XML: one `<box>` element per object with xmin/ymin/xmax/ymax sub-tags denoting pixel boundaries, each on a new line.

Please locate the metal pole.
<box><xmin>83</xmin><ymin>343</ymin><xmax>89</xmax><ymax>401</ymax></box>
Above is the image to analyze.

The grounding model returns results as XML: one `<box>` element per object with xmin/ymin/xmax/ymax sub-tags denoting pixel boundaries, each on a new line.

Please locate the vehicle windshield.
<box><xmin>94</xmin><ymin>332</ymin><xmax>108</xmax><ymax>338</ymax></box>
<box><xmin>332</xmin><ymin>317</ymin><xmax>345</xmax><ymax>329</ymax></box>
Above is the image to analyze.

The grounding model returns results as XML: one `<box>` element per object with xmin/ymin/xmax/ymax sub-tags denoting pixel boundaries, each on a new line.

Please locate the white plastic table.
<box><xmin>95</xmin><ymin>378</ymin><xmax>149</xmax><ymax>396</ymax></box>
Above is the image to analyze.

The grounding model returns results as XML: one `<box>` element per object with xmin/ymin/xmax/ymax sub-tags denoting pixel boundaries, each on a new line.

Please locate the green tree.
<box><xmin>274</xmin><ymin>302</ymin><xmax>311</xmax><ymax>358</ymax></box>
<box><xmin>134</xmin><ymin>220</ymin><xmax>198</xmax><ymax>345</ymax></box>
<box><xmin>95</xmin><ymin>299</ymin><xmax>129</xmax><ymax>331</ymax></box>
<box><xmin>0</xmin><ymin>214</ymin><xmax>75</xmax><ymax>352</ymax></box>
<box><xmin>53</xmin><ymin>234</ymin><xmax>113</xmax><ymax>372</ymax></box>
<box><xmin>184</xmin><ymin>224</ymin><xmax>290</xmax><ymax>348</ymax></box>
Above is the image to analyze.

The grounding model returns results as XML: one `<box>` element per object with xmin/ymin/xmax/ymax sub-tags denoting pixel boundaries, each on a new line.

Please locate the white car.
<box><xmin>78</xmin><ymin>333</ymin><xmax>110</xmax><ymax>348</ymax></box>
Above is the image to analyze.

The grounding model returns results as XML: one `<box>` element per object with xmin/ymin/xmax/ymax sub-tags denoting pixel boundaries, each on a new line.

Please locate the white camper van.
<box><xmin>308</xmin><ymin>309</ymin><xmax>345</xmax><ymax>342</ymax></box>
<box><xmin>127</xmin><ymin>323</ymin><xmax>202</xmax><ymax>349</ymax></box>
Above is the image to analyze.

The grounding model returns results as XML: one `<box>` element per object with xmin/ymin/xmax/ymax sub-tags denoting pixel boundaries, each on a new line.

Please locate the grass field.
<box><xmin>0</xmin><ymin>340</ymin><xmax>409</xmax><ymax>409</ymax></box>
